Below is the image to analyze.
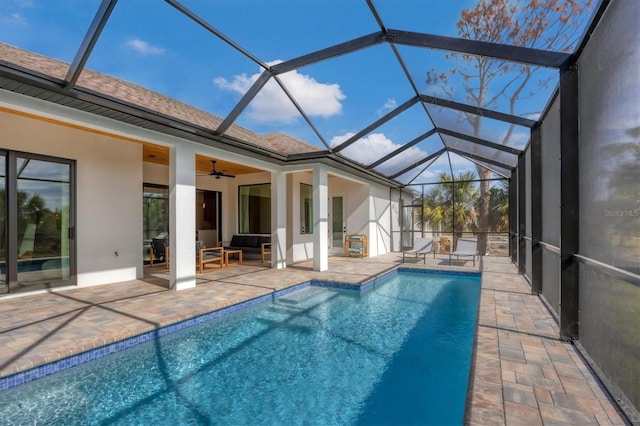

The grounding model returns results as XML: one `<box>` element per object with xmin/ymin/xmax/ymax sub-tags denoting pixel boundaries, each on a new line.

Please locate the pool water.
<box><xmin>0</xmin><ymin>271</ymin><xmax>481</xmax><ymax>425</ymax></box>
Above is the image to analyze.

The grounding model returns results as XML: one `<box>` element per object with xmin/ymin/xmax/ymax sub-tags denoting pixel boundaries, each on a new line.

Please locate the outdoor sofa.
<box><xmin>226</xmin><ymin>235</ymin><xmax>271</xmax><ymax>262</ymax></box>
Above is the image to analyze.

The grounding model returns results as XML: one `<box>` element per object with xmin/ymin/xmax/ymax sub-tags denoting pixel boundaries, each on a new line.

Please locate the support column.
<box><xmin>518</xmin><ymin>154</ymin><xmax>526</xmax><ymax>274</ymax></box>
<box><xmin>530</xmin><ymin>126</ymin><xmax>543</xmax><ymax>295</ymax></box>
<box><xmin>271</xmin><ymin>170</ymin><xmax>287</xmax><ymax>269</ymax></box>
<box><xmin>559</xmin><ymin>64</ymin><xmax>580</xmax><ymax>340</ymax></box>
<box><xmin>509</xmin><ymin>170</ymin><xmax>517</xmax><ymax>263</ymax></box>
<box><xmin>313</xmin><ymin>165</ymin><xmax>328</xmax><ymax>271</ymax></box>
<box><xmin>169</xmin><ymin>144</ymin><xmax>196</xmax><ymax>291</ymax></box>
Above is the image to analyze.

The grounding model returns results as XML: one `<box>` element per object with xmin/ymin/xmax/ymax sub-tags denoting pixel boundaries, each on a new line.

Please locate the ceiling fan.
<box><xmin>208</xmin><ymin>160</ymin><xmax>235</xmax><ymax>179</ymax></box>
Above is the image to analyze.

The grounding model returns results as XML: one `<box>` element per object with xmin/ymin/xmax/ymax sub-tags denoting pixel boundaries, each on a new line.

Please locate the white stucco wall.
<box><xmin>339</xmin><ymin>178</ymin><xmax>369</xmax><ymax>236</ymax></box>
<box><xmin>289</xmin><ymin>171</ymin><xmax>315</xmax><ymax>263</ymax></box>
<box><xmin>368</xmin><ymin>183</ymin><xmax>393</xmax><ymax>256</ymax></box>
<box><xmin>0</xmin><ymin>108</ymin><xmax>143</xmax><ymax>287</ymax></box>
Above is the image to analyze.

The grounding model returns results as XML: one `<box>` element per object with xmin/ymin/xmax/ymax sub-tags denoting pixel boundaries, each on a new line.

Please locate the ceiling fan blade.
<box><xmin>208</xmin><ymin>160</ymin><xmax>235</xmax><ymax>178</ymax></box>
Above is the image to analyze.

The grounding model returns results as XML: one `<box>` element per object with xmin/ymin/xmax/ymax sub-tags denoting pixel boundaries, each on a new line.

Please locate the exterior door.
<box><xmin>1</xmin><ymin>151</ymin><xmax>75</xmax><ymax>294</ymax></box>
<box><xmin>330</xmin><ymin>195</ymin><xmax>344</xmax><ymax>249</ymax></box>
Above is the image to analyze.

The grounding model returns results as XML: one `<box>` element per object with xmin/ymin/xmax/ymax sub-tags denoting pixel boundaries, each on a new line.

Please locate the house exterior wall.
<box><xmin>368</xmin><ymin>183</ymin><xmax>393</xmax><ymax>257</ymax></box>
<box><xmin>336</xmin><ymin>177</ymin><xmax>369</xmax><ymax>236</ymax></box>
<box><xmin>1</xmin><ymin>90</ymin><xmax>401</xmax><ymax>290</ymax></box>
<box><xmin>0</xmin><ymin>108</ymin><xmax>143</xmax><ymax>287</ymax></box>
<box><xmin>289</xmin><ymin>172</ymin><xmax>314</xmax><ymax>263</ymax></box>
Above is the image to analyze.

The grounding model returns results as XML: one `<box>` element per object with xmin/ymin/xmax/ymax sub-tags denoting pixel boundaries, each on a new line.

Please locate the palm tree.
<box><xmin>418</xmin><ymin>171</ymin><xmax>479</xmax><ymax>245</ymax></box>
<box><xmin>488</xmin><ymin>180</ymin><xmax>509</xmax><ymax>232</ymax></box>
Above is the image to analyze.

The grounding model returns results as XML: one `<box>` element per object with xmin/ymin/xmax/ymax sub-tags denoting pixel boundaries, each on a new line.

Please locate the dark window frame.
<box><xmin>238</xmin><ymin>183</ymin><xmax>271</xmax><ymax>234</ymax></box>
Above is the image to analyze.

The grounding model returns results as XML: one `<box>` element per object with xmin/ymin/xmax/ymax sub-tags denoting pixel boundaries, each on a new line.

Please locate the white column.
<box><xmin>271</xmin><ymin>170</ymin><xmax>287</xmax><ymax>269</ymax></box>
<box><xmin>313</xmin><ymin>165</ymin><xmax>328</xmax><ymax>271</ymax></box>
<box><xmin>169</xmin><ymin>144</ymin><xmax>196</xmax><ymax>290</ymax></box>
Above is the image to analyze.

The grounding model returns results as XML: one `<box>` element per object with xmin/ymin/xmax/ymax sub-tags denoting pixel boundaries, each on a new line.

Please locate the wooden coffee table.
<box><xmin>224</xmin><ymin>249</ymin><xmax>243</xmax><ymax>266</ymax></box>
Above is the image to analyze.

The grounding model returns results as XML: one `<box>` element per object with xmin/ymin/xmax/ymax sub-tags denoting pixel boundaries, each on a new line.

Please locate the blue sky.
<box><xmin>0</xmin><ymin>0</ymin><xmax>597</xmax><ymax>184</ymax></box>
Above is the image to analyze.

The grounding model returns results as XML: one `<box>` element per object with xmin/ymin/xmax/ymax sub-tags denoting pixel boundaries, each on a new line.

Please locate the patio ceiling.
<box><xmin>0</xmin><ymin>0</ymin><xmax>603</xmax><ymax>187</ymax></box>
<box><xmin>143</xmin><ymin>146</ymin><xmax>262</xmax><ymax>177</ymax></box>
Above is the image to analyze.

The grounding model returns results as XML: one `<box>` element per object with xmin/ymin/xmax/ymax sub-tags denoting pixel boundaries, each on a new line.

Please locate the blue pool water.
<box><xmin>0</xmin><ymin>270</ymin><xmax>481</xmax><ymax>425</ymax></box>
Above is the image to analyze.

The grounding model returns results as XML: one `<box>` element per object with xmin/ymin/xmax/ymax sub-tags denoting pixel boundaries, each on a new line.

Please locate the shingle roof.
<box><xmin>263</xmin><ymin>132</ymin><xmax>324</xmax><ymax>155</ymax></box>
<box><xmin>0</xmin><ymin>42</ymin><xmax>321</xmax><ymax>155</ymax></box>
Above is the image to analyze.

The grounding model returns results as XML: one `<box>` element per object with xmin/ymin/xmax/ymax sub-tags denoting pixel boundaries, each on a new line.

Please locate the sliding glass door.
<box><xmin>1</xmin><ymin>151</ymin><xmax>75</xmax><ymax>294</ymax></box>
<box><xmin>0</xmin><ymin>154</ymin><xmax>6</xmax><ymax>294</ymax></box>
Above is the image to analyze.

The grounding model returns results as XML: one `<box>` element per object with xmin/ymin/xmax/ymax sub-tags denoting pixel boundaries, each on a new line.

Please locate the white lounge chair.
<box><xmin>451</xmin><ymin>238</ymin><xmax>479</xmax><ymax>266</ymax></box>
<box><xmin>402</xmin><ymin>237</ymin><xmax>434</xmax><ymax>264</ymax></box>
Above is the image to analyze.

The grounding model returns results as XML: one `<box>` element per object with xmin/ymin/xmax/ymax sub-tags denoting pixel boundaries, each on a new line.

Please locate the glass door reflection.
<box><xmin>331</xmin><ymin>195</ymin><xmax>344</xmax><ymax>248</ymax></box>
<box><xmin>0</xmin><ymin>154</ymin><xmax>6</xmax><ymax>294</ymax></box>
<box><xmin>15</xmin><ymin>156</ymin><xmax>72</xmax><ymax>290</ymax></box>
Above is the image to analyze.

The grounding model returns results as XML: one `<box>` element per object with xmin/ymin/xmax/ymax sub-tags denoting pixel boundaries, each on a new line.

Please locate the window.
<box><xmin>143</xmin><ymin>184</ymin><xmax>168</xmax><ymax>262</ymax></box>
<box><xmin>143</xmin><ymin>184</ymin><xmax>169</xmax><ymax>241</ymax></box>
<box><xmin>300</xmin><ymin>183</ymin><xmax>313</xmax><ymax>234</ymax></box>
<box><xmin>238</xmin><ymin>183</ymin><xmax>270</xmax><ymax>234</ymax></box>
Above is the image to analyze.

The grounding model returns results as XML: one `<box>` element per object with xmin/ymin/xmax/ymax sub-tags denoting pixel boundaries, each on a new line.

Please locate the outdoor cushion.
<box><xmin>244</xmin><ymin>236</ymin><xmax>260</xmax><ymax>248</ymax></box>
<box><xmin>230</xmin><ymin>235</ymin><xmax>247</xmax><ymax>247</ymax></box>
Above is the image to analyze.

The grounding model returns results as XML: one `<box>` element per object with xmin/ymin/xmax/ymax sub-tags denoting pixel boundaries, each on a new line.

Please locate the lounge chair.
<box><xmin>402</xmin><ymin>237</ymin><xmax>434</xmax><ymax>264</ymax></box>
<box><xmin>451</xmin><ymin>238</ymin><xmax>479</xmax><ymax>266</ymax></box>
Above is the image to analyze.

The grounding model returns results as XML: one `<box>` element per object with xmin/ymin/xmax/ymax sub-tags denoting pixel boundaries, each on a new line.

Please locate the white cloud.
<box><xmin>377</xmin><ymin>98</ymin><xmax>397</xmax><ymax>117</ymax></box>
<box><xmin>1</xmin><ymin>12</ymin><xmax>28</xmax><ymax>26</ymax></box>
<box><xmin>499</xmin><ymin>129</ymin><xmax>530</xmax><ymax>149</ymax></box>
<box><xmin>330</xmin><ymin>132</ymin><xmax>397</xmax><ymax>165</ymax></box>
<box><xmin>330</xmin><ymin>132</ymin><xmax>431</xmax><ymax>175</ymax></box>
<box><xmin>122</xmin><ymin>39</ymin><xmax>166</xmax><ymax>56</ymax></box>
<box><xmin>214</xmin><ymin>61</ymin><xmax>345</xmax><ymax>124</ymax></box>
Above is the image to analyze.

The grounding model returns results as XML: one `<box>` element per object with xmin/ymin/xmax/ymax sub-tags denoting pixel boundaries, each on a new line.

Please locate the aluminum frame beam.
<box><xmin>438</xmin><ymin>128</ymin><xmax>523</xmax><ymax>156</ymax></box>
<box><xmin>333</xmin><ymin>96</ymin><xmax>420</xmax><ymax>153</ymax></box>
<box><xmin>559</xmin><ymin>65</ymin><xmax>580</xmax><ymax>341</ymax></box>
<box><xmin>530</xmin><ymin>126</ymin><xmax>543</xmax><ymax>295</ymax></box>
<box><xmin>65</xmin><ymin>0</ymin><xmax>118</xmax><ymax>87</ymax></box>
<box><xmin>216</xmin><ymin>70</ymin><xmax>272</xmax><ymax>135</ymax></box>
<box><xmin>271</xmin><ymin>32</ymin><xmax>386</xmax><ymax>75</ymax></box>
<box><xmin>389</xmin><ymin>148</ymin><xmax>445</xmax><ymax>180</ymax></box>
<box><xmin>420</xmin><ymin>94</ymin><xmax>537</xmax><ymax>128</ymax></box>
<box><xmin>517</xmin><ymin>154</ymin><xmax>526</xmax><ymax>274</ymax></box>
<box><xmin>165</xmin><ymin>0</ymin><xmax>268</xmax><ymax>69</ymax></box>
<box><xmin>509</xmin><ymin>170</ymin><xmax>518</xmax><ymax>262</ymax></box>
<box><xmin>463</xmin><ymin>156</ymin><xmax>510</xmax><ymax>179</ymax></box>
<box><xmin>447</xmin><ymin>148</ymin><xmax>512</xmax><ymax>170</ymax></box>
<box><xmin>389</xmin><ymin>29</ymin><xmax>571</xmax><ymax>68</ymax></box>
<box><xmin>367</xmin><ymin>128</ymin><xmax>437</xmax><ymax>170</ymax></box>
<box><xmin>271</xmin><ymin>75</ymin><xmax>331</xmax><ymax>150</ymax></box>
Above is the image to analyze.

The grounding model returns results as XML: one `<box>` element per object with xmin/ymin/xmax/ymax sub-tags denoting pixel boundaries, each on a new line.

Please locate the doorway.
<box><xmin>197</xmin><ymin>190</ymin><xmax>222</xmax><ymax>247</ymax></box>
<box><xmin>330</xmin><ymin>195</ymin><xmax>344</xmax><ymax>249</ymax></box>
<box><xmin>1</xmin><ymin>151</ymin><xmax>76</xmax><ymax>294</ymax></box>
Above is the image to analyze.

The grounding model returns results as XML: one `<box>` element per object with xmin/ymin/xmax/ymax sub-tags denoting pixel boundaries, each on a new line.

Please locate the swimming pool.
<box><xmin>0</xmin><ymin>270</ymin><xmax>481</xmax><ymax>425</ymax></box>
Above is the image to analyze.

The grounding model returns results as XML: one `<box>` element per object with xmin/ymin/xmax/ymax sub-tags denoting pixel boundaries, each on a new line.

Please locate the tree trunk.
<box><xmin>476</xmin><ymin>166</ymin><xmax>491</xmax><ymax>255</ymax></box>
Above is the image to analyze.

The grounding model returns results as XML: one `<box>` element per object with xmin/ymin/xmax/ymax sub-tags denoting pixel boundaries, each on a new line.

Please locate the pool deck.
<box><xmin>0</xmin><ymin>254</ymin><xmax>628</xmax><ymax>425</ymax></box>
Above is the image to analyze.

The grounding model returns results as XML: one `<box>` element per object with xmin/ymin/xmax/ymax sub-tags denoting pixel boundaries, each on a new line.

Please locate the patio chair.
<box><xmin>150</xmin><ymin>238</ymin><xmax>168</xmax><ymax>267</ymax></box>
<box><xmin>402</xmin><ymin>237</ymin><xmax>434</xmax><ymax>264</ymax></box>
<box><xmin>451</xmin><ymin>238</ymin><xmax>479</xmax><ymax>266</ymax></box>
<box><xmin>197</xmin><ymin>240</ymin><xmax>224</xmax><ymax>273</ymax></box>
